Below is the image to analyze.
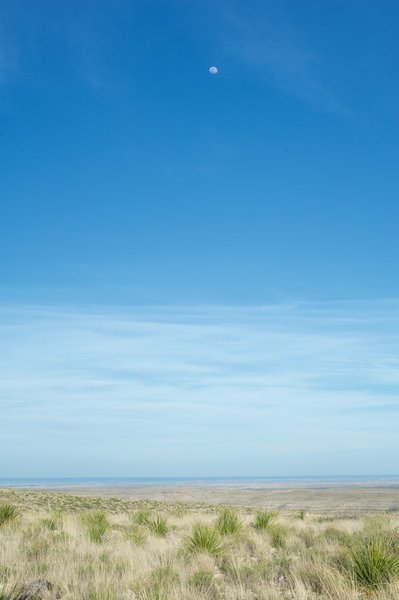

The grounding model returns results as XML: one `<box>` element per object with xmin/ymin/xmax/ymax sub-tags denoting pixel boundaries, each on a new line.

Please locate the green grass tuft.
<box><xmin>146</xmin><ymin>515</ymin><xmax>169</xmax><ymax>537</ymax></box>
<box><xmin>0</xmin><ymin>504</ymin><xmax>20</xmax><ymax>526</ymax></box>
<box><xmin>268</xmin><ymin>524</ymin><xmax>288</xmax><ymax>548</ymax></box>
<box><xmin>124</xmin><ymin>524</ymin><xmax>147</xmax><ymax>545</ymax></box>
<box><xmin>135</xmin><ymin>510</ymin><xmax>151</xmax><ymax>525</ymax></box>
<box><xmin>347</xmin><ymin>535</ymin><xmax>399</xmax><ymax>590</ymax></box>
<box><xmin>189</xmin><ymin>569</ymin><xmax>216</xmax><ymax>593</ymax></box>
<box><xmin>131</xmin><ymin>511</ymin><xmax>169</xmax><ymax>536</ymax></box>
<box><xmin>217</xmin><ymin>508</ymin><xmax>242</xmax><ymax>536</ymax></box>
<box><xmin>84</xmin><ymin>511</ymin><xmax>110</xmax><ymax>544</ymax></box>
<box><xmin>41</xmin><ymin>516</ymin><xmax>58</xmax><ymax>530</ymax></box>
<box><xmin>253</xmin><ymin>509</ymin><xmax>276</xmax><ymax>530</ymax></box>
<box><xmin>86</xmin><ymin>590</ymin><xmax>117</xmax><ymax>600</ymax></box>
<box><xmin>186</xmin><ymin>523</ymin><xmax>223</xmax><ymax>555</ymax></box>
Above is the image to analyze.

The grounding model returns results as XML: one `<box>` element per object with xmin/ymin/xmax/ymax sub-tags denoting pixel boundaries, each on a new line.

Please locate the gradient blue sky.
<box><xmin>1</xmin><ymin>1</ymin><xmax>398</xmax><ymax>476</ymax></box>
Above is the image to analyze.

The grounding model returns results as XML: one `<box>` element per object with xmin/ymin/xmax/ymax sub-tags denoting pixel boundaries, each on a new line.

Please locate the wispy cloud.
<box><xmin>0</xmin><ymin>1</ymin><xmax>119</xmax><ymax>93</ymax></box>
<box><xmin>200</xmin><ymin>2</ymin><xmax>342</xmax><ymax>112</ymax></box>
<box><xmin>0</xmin><ymin>20</ymin><xmax>17</xmax><ymax>89</ymax></box>
<box><xmin>0</xmin><ymin>48</ymin><xmax>10</xmax><ymax>86</ymax></box>
<box><xmin>0</xmin><ymin>300</ymin><xmax>398</xmax><ymax>475</ymax></box>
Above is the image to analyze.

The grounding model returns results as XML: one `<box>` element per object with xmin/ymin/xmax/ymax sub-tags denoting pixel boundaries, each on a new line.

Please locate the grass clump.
<box><xmin>146</xmin><ymin>515</ymin><xmax>169</xmax><ymax>537</ymax></box>
<box><xmin>25</xmin><ymin>537</ymin><xmax>50</xmax><ymax>560</ymax></box>
<box><xmin>268</xmin><ymin>524</ymin><xmax>288</xmax><ymax>548</ymax></box>
<box><xmin>240</xmin><ymin>559</ymin><xmax>272</xmax><ymax>585</ymax></box>
<box><xmin>186</xmin><ymin>524</ymin><xmax>223</xmax><ymax>556</ymax></box>
<box><xmin>137</xmin><ymin>560</ymin><xmax>179</xmax><ymax>600</ymax></box>
<box><xmin>41</xmin><ymin>516</ymin><xmax>58</xmax><ymax>530</ymax></box>
<box><xmin>189</xmin><ymin>568</ymin><xmax>215</xmax><ymax>591</ymax></box>
<box><xmin>135</xmin><ymin>510</ymin><xmax>151</xmax><ymax>526</ymax></box>
<box><xmin>324</xmin><ymin>526</ymin><xmax>352</xmax><ymax>546</ymax></box>
<box><xmin>170</xmin><ymin>504</ymin><xmax>188</xmax><ymax>518</ymax></box>
<box><xmin>253</xmin><ymin>509</ymin><xmax>277</xmax><ymax>530</ymax></box>
<box><xmin>346</xmin><ymin>535</ymin><xmax>399</xmax><ymax>590</ymax></box>
<box><xmin>152</xmin><ymin>561</ymin><xmax>179</xmax><ymax>588</ymax></box>
<box><xmin>189</xmin><ymin>569</ymin><xmax>221</xmax><ymax>598</ymax></box>
<box><xmin>84</xmin><ymin>511</ymin><xmax>110</xmax><ymax>543</ymax></box>
<box><xmin>217</xmin><ymin>508</ymin><xmax>242</xmax><ymax>536</ymax></box>
<box><xmin>0</xmin><ymin>504</ymin><xmax>20</xmax><ymax>526</ymax></box>
<box><xmin>86</xmin><ymin>590</ymin><xmax>118</xmax><ymax>600</ymax></box>
<box><xmin>124</xmin><ymin>524</ymin><xmax>147</xmax><ymax>545</ymax></box>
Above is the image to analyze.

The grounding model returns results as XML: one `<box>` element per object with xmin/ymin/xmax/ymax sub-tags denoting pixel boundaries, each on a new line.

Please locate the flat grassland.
<box><xmin>1</xmin><ymin>488</ymin><xmax>399</xmax><ymax>599</ymax></box>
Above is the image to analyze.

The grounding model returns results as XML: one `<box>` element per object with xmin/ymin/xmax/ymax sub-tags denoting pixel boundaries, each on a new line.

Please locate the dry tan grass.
<box><xmin>1</xmin><ymin>489</ymin><xmax>399</xmax><ymax>599</ymax></box>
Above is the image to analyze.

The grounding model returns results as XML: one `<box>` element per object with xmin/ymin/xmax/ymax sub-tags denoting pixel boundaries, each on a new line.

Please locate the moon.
<box><xmin>209</xmin><ymin>66</ymin><xmax>218</xmax><ymax>75</ymax></box>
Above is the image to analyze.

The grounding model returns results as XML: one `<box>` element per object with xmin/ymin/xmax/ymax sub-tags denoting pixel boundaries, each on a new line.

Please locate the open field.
<box><xmin>2</xmin><ymin>489</ymin><xmax>399</xmax><ymax>598</ymax></box>
<box><xmin>30</xmin><ymin>482</ymin><xmax>399</xmax><ymax>516</ymax></box>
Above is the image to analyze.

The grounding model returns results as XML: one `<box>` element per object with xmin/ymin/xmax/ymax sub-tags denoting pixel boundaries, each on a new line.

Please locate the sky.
<box><xmin>0</xmin><ymin>0</ymin><xmax>398</xmax><ymax>477</ymax></box>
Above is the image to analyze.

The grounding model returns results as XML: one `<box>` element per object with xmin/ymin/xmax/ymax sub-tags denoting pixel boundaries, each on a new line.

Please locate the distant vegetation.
<box><xmin>253</xmin><ymin>508</ymin><xmax>277</xmax><ymax>530</ymax></box>
<box><xmin>1</xmin><ymin>489</ymin><xmax>399</xmax><ymax>598</ymax></box>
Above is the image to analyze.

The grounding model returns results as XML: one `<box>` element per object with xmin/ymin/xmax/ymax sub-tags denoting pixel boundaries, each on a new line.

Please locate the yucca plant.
<box><xmin>347</xmin><ymin>536</ymin><xmax>399</xmax><ymax>590</ymax></box>
<box><xmin>217</xmin><ymin>508</ymin><xmax>242</xmax><ymax>536</ymax></box>
<box><xmin>84</xmin><ymin>511</ymin><xmax>110</xmax><ymax>543</ymax></box>
<box><xmin>0</xmin><ymin>503</ymin><xmax>20</xmax><ymax>526</ymax></box>
<box><xmin>135</xmin><ymin>510</ymin><xmax>151</xmax><ymax>526</ymax></box>
<box><xmin>186</xmin><ymin>524</ymin><xmax>223</xmax><ymax>555</ymax></box>
<box><xmin>146</xmin><ymin>515</ymin><xmax>169</xmax><ymax>537</ymax></box>
<box><xmin>253</xmin><ymin>509</ymin><xmax>276</xmax><ymax>530</ymax></box>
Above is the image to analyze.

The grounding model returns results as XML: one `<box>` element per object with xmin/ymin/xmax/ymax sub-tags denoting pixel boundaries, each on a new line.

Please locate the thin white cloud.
<box><xmin>0</xmin><ymin>300</ymin><xmax>398</xmax><ymax>474</ymax></box>
<box><xmin>0</xmin><ymin>1</ymin><xmax>117</xmax><ymax>94</ymax></box>
<box><xmin>198</xmin><ymin>1</ymin><xmax>343</xmax><ymax>112</ymax></box>
<box><xmin>1</xmin><ymin>300</ymin><xmax>398</xmax><ymax>411</ymax></box>
<box><xmin>0</xmin><ymin>24</ymin><xmax>17</xmax><ymax>89</ymax></box>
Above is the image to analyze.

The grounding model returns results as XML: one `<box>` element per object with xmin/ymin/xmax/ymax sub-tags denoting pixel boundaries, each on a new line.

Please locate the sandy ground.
<box><xmin>24</xmin><ymin>482</ymin><xmax>399</xmax><ymax>514</ymax></box>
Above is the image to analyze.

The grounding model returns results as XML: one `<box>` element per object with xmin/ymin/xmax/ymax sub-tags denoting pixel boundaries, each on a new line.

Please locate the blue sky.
<box><xmin>1</xmin><ymin>1</ymin><xmax>398</xmax><ymax>476</ymax></box>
